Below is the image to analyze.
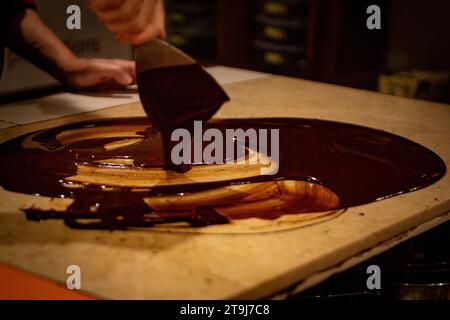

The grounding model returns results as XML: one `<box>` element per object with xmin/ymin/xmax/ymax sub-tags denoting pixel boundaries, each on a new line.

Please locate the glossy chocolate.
<box><xmin>0</xmin><ymin>117</ymin><xmax>446</xmax><ymax>229</ymax></box>
<box><xmin>137</xmin><ymin>64</ymin><xmax>230</xmax><ymax>171</ymax></box>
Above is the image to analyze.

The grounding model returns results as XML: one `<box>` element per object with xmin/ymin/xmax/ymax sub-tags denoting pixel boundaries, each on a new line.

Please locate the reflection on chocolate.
<box><xmin>137</xmin><ymin>64</ymin><xmax>229</xmax><ymax>171</ymax></box>
<box><xmin>0</xmin><ymin>117</ymin><xmax>446</xmax><ymax>229</ymax></box>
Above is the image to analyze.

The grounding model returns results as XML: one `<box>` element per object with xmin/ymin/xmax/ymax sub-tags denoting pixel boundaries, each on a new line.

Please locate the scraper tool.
<box><xmin>135</xmin><ymin>39</ymin><xmax>229</xmax><ymax>172</ymax></box>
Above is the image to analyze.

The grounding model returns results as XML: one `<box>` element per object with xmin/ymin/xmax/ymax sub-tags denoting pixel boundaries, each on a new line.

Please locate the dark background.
<box><xmin>165</xmin><ymin>0</ymin><xmax>450</xmax><ymax>99</ymax></box>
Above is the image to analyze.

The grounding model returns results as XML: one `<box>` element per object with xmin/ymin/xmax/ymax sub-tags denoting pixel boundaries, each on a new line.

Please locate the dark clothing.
<box><xmin>0</xmin><ymin>0</ymin><xmax>36</xmax><ymax>75</ymax></box>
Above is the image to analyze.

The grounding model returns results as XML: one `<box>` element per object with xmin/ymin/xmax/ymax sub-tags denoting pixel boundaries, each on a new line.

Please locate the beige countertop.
<box><xmin>0</xmin><ymin>66</ymin><xmax>268</xmax><ymax>127</ymax></box>
<box><xmin>0</xmin><ymin>71</ymin><xmax>449</xmax><ymax>299</ymax></box>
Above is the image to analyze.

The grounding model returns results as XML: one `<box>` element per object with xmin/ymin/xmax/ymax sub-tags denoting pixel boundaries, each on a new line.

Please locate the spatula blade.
<box><xmin>135</xmin><ymin>39</ymin><xmax>229</xmax><ymax>130</ymax></box>
<box><xmin>135</xmin><ymin>40</ymin><xmax>230</xmax><ymax>172</ymax></box>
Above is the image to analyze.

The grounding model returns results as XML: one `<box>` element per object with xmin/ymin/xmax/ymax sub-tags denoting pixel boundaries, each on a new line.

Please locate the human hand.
<box><xmin>61</xmin><ymin>58</ymin><xmax>136</xmax><ymax>91</ymax></box>
<box><xmin>86</xmin><ymin>0</ymin><xmax>165</xmax><ymax>45</ymax></box>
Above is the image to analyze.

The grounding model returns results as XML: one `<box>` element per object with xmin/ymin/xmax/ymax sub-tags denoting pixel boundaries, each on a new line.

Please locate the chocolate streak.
<box><xmin>0</xmin><ymin>117</ymin><xmax>446</xmax><ymax>229</ymax></box>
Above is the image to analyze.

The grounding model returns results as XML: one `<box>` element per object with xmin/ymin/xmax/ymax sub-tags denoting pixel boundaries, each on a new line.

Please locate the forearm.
<box><xmin>3</xmin><ymin>6</ymin><xmax>135</xmax><ymax>91</ymax></box>
<box><xmin>5</xmin><ymin>9</ymin><xmax>80</xmax><ymax>84</ymax></box>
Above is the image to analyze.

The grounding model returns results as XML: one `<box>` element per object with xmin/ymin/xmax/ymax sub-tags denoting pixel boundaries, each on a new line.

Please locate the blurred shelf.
<box><xmin>165</xmin><ymin>0</ymin><xmax>388</xmax><ymax>90</ymax></box>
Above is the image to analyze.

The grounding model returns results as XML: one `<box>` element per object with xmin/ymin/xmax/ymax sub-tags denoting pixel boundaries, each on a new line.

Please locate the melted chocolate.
<box><xmin>0</xmin><ymin>117</ymin><xmax>446</xmax><ymax>229</ymax></box>
<box><xmin>137</xmin><ymin>64</ymin><xmax>229</xmax><ymax>171</ymax></box>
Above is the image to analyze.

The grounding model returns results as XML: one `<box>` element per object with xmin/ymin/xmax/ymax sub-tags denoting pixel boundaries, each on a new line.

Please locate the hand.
<box><xmin>6</xmin><ymin>9</ymin><xmax>137</xmax><ymax>92</ymax></box>
<box><xmin>61</xmin><ymin>58</ymin><xmax>136</xmax><ymax>91</ymax></box>
<box><xmin>86</xmin><ymin>0</ymin><xmax>165</xmax><ymax>45</ymax></box>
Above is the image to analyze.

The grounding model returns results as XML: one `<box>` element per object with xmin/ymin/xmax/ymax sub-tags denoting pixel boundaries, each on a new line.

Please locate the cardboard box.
<box><xmin>378</xmin><ymin>70</ymin><xmax>449</xmax><ymax>103</ymax></box>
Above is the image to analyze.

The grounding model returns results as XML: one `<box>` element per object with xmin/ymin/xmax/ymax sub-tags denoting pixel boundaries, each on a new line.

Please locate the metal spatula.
<box><xmin>135</xmin><ymin>39</ymin><xmax>229</xmax><ymax>131</ymax></box>
<box><xmin>135</xmin><ymin>39</ymin><xmax>229</xmax><ymax>172</ymax></box>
